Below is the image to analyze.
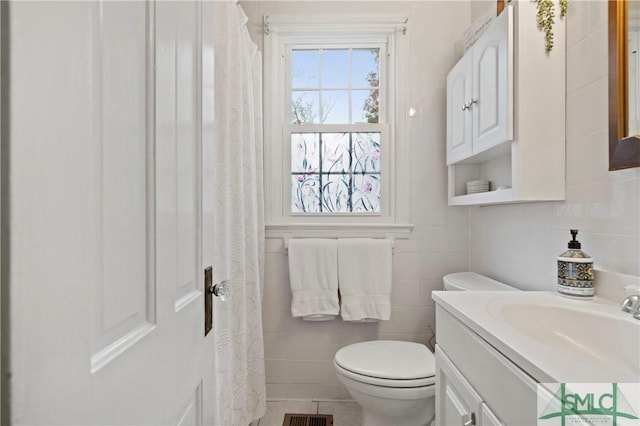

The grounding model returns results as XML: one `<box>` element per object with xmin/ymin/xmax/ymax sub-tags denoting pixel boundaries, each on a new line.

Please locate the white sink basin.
<box><xmin>432</xmin><ymin>291</ymin><xmax>640</xmax><ymax>383</ymax></box>
<box><xmin>500</xmin><ymin>303</ymin><xmax>640</xmax><ymax>379</ymax></box>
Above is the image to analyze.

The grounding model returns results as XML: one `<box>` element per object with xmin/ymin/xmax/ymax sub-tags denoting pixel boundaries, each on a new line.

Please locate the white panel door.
<box><xmin>446</xmin><ymin>54</ymin><xmax>473</xmax><ymax>165</ymax></box>
<box><xmin>472</xmin><ymin>6</ymin><xmax>513</xmax><ymax>155</ymax></box>
<box><xmin>6</xmin><ymin>1</ymin><xmax>216</xmax><ymax>424</ymax></box>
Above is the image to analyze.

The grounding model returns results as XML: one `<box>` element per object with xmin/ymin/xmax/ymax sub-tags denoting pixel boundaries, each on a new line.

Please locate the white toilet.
<box><xmin>334</xmin><ymin>272</ymin><xmax>520</xmax><ymax>426</ymax></box>
<box><xmin>442</xmin><ymin>271</ymin><xmax>520</xmax><ymax>292</ymax></box>
<box><xmin>334</xmin><ymin>340</ymin><xmax>436</xmax><ymax>426</ymax></box>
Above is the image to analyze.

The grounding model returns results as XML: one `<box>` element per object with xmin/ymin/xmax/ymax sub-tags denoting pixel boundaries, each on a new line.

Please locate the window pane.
<box><xmin>290</xmin><ymin>132</ymin><xmax>382</xmax><ymax>213</ymax></box>
<box><xmin>321</xmin><ymin>90</ymin><xmax>349</xmax><ymax>124</ymax></box>
<box><xmin>352</xmin><ymin>174</ymin><xmax>381</xmax><ymax>212</ymax></box>
<box><xmin>352</xmin><ymin>49</ymin><xmax>379</xmax><ymax>87</ymax></box>
<box><xmin>321</xmin><ymin>174</ymin><xmax>350</xmax><ymax>213</ymax></box>
<box><xmin>291</xmin><ymin>133</ymin><xmax>320</xmax><ymax>173</ymax></box>
<box><xmin>292</xmin><ymin>50</ymin><xmax>319</xmax><ymax>88</ymax></box>
<box><xmin>291</xmin><ymin>90</ymin><xmax>320</xmax><ymax>124</ymax></box>
<box><xmin>292</xmin><ymin>174</ymin><xmax>321</xmax><ymax>213</ymax></box>
<box><xmin>353</xmin><ymin>132</ymin><xmax>381</xmax><ymax>173</ymax></box>
<box><xmin>352</xmin><ymin>89</ymin><xmax>378</xmax><ymax>124</ymax></box>
<box><xmin>321</xmin><ymin>49</ymin><xmax>349</xmax><ymax>87</ymax></box>
<box><xmin>322</xmin><ymin>133</ymin><xmax>350</xmax><ymax>173</ymax></box>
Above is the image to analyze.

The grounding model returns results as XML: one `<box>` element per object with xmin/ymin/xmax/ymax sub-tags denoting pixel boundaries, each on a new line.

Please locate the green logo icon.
<box><xmin>539</xmin><ymin>383</ymin><xmax>639</xmax><ymax>426</ymax></box>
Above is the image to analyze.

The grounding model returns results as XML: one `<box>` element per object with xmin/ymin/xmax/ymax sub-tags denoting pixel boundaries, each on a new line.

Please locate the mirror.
<box><xmin>609</xmin><ymin>0</ymin><xmax>640</xmax><ymax>170</ymax></box>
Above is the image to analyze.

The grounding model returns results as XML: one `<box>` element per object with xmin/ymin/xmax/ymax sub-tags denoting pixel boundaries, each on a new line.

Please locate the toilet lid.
<box><xmin>334</xmin><ymin>341</ymin><xmax>435</xmax><ymax>380</ymax></box>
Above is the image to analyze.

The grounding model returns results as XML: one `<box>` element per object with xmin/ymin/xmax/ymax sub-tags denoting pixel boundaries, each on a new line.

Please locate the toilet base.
<box><xmin>346</xmin><ymin>385</ymin><xmax>435</xmax><ymax>426</ymax></box>
<box><xmin>333</xmin><ymin>341</ymin><xmax>436</xmax><ymax>426</ymax></box>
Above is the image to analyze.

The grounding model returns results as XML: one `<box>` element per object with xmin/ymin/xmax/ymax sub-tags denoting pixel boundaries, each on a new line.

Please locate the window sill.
<box><xmin>264</xmin><ymin>222</ymin><xmax>414</xmax><ymax>240</ymax></box>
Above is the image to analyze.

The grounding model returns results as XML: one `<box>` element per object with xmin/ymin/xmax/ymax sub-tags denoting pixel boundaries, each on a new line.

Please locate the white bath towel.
<box><xmin>288</xmin><ymin>239</ymin><xmax>339</xmax><ymax>320</ymax></box>
<box><xmin>338</xmin><ymin>238</ymin><xmax>392</xmax><ymax>321</ymax></box>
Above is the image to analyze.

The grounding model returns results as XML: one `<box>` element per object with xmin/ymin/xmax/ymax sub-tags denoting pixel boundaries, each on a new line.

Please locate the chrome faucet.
<box><xmin>620</xmin><ymin>294</ymin><xmax>640</xmax><ymax>320</ymax></box>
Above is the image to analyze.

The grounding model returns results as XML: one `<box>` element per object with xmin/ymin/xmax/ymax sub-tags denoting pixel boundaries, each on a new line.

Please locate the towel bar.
<box><xmin>282</xmin><ymin>236</ymin><xmax>395</xmax><ymax>254</ymax></box>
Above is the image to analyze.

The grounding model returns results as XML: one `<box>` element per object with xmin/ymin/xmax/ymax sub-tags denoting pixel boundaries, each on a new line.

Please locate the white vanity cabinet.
<box><xmin>435</xmin><ymin>306</ymin><xmax>539</xmax><ymax>425</ymax></box>
<box><xmin>446</xmin><ymin>6</ymin><xmax>512</xmax><ymax>165</ymax></box>
<box><xmin>435</xmin><ymin>347</ymin><xmax>503</xmax><ymax>426</ymax></box>
<box><xmin>446</xmin><ymin>0</ymin><xmax>565</xmax><ymax>206</ymax></box>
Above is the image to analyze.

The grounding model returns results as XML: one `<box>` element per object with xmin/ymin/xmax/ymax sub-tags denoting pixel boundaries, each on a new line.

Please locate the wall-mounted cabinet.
<box><xmin>447</xmin><ymin>7</ymin><xmax>512</xmax><ymax>165</ymax></box>
<box><xmin>446</xmin><ymin>0</ymin><xmax>565</xmax><ymax>206</ymax></box>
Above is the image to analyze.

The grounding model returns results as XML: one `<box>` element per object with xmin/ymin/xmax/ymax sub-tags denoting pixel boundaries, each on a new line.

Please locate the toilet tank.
<box><xmin>443</xmin><ymin>272</ymin><xmax>520</xmax><ymax>291</ymax></box>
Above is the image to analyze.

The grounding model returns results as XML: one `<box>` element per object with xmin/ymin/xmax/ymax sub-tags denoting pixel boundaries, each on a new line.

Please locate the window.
<box><xmin>290</xmin><ymin>48</ymin><xmax>380</xmax><ymax>126</ymax></box>
<box><xmin>291</xmin><ymin>131</ymin><xmax>381</xmax><ymax>213</ymax></box>
<box><xmin>264</xmin><ymin>15</ymin><xmax>412</xmax><ymax>237</ymax></box>
<box><xmin>290</xmin><ymin>47</ymin><xmax>384</xmax><ymax>213</ymax></box>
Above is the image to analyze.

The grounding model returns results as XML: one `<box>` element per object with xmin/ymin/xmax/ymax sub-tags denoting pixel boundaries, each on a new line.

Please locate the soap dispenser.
<box><xmin>557</xmin><ymin>229</ymin><xmax>594</xmax><ymax>299</ymax></box>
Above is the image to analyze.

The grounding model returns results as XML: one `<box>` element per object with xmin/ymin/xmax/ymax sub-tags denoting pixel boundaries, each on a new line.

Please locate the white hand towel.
<box><xmin>288</xmin><ymin>239</ymin><xmax>339</xmax><ymax>320</ymax></box>
<box><xmin>338</xmin><ymin>238</ymin><xmax>392</xmax><ymax>321</ymax></box>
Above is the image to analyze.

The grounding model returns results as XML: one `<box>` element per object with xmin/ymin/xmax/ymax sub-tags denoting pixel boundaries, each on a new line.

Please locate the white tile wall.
<box><xmin>241</xmin><ymin>0</ymin><xmax>471</xmax><ymax>401</ymax></box>
<box><xmin>469</xmin><ymin>0</ymin><xmax>640</xmax><ymax>290</ymax></box>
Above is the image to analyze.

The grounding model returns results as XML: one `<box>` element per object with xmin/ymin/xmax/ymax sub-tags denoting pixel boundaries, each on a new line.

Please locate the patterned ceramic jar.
<box><xmin>557</xmin><ymin>230</ymin><xmax>594</xmax><ymax>299</ymax></box>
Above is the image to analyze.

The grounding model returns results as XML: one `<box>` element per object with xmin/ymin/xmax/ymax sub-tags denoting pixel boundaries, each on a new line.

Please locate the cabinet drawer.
<box><xmin>436</xmin><ymin>306</ymin><xmax>539</xmax><ymax>425</ymax></box>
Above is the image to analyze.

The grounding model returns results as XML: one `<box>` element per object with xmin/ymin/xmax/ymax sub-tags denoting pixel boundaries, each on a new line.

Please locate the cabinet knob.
<box><xmin>463</xmin><ymin>412</ymin><xmax>476</xmax><ymax>426</ymax></box>
<box><xmin>462</xmin><ymin>99</ymin><xmax>477</xmax><ymax>111</ymax></box>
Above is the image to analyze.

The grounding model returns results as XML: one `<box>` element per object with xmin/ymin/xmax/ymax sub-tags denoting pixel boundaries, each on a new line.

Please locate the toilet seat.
<box><xmin>335</xmin><ymin>362</ymin><xmax>435</xmax><ymax>388</ymax></box>
<box><xmin>334</xmin><ymin>341</ymin><xmax>435</xmax><ymax>388</ymax></box>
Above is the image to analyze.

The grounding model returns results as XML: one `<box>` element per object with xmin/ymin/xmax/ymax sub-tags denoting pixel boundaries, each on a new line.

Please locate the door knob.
<box><xmin>209</xmin><ymin>280</ymin><xmax>230</xmax><ymax>302</ymax></box>
<box><xmin>204</xmin><ymin>267</ymin><xmax>229</xmax><ymax>337</ymax></box>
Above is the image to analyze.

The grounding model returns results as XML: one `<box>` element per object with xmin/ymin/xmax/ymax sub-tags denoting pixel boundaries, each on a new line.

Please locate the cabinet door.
<box><xmin>435</xmin><ymin>347</ymin><xmax>482</xmax><ymax>426</ymax></box>
<box><xmin>472</xmin><ymin>6</ymin><xmax>513</xmax><ymax>155</ymax></box>
<box><xmin>481</xmin><ymin>403</ymin><xmax>504</xmax><ymax>426</ymax></box>
<box><xmin>446</xmin><ymin>53</ymin><xmax>473</xmax><ymax>165</ymax></box>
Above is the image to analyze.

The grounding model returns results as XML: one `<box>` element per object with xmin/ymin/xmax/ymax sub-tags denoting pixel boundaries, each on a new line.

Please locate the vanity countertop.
<box><xmin>432</xmin><ymin>291</ymin><xmax>640</xmax><ymax>384</ymax></box>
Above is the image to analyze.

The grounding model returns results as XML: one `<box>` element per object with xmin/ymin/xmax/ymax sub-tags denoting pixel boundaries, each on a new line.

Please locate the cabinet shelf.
<box><xmin>448</xmin><ymin>188</ymin><xmax>514</xmax><ymax>206</ymax></box>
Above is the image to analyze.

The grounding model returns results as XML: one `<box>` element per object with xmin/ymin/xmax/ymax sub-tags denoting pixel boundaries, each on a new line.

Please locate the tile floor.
<box><xmin>257</xmin><ymin>400</ymin><xmax>362</xmax><ymax>426</ymax></box>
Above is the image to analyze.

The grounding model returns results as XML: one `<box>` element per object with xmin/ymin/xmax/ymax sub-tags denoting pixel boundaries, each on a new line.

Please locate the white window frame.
<box><xmin>264</xmin><ymin>14</ymin><xmax>413</xmax><ymax>239</ymax></box>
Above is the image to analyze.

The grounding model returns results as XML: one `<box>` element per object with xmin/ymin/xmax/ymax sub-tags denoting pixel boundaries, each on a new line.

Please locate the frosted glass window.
<box><xmin>291</xmin><ymin>132</ymin><xmax>381</xmax><ymax>213</ymax></box>
<box><xmin>291</xmin><ymin>174</ymin><xmax>321</xmax><ymax>213</ymax></box>
<box><xmin>291</xmin><ymin>133</ymin><xmax>320</xmax><ymax>172</ymax></box>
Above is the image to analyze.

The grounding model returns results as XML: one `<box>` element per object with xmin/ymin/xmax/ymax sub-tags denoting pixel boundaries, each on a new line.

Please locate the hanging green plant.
<box><xmin>559</xmin><ymin>0</ymin><xmax>568</xmax><ymax>17</ymax></box>
<box><xmin>536</xmin><ymin>0</ymin><xmax>568</xmax><ymax>54</ymax></box>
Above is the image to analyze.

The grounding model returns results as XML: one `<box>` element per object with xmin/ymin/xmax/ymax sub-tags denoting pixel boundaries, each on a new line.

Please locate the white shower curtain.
<box><xmin>212</xmin><ymin>1</ymin><xmax>266</xmax><ymax>424</ymax></box>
